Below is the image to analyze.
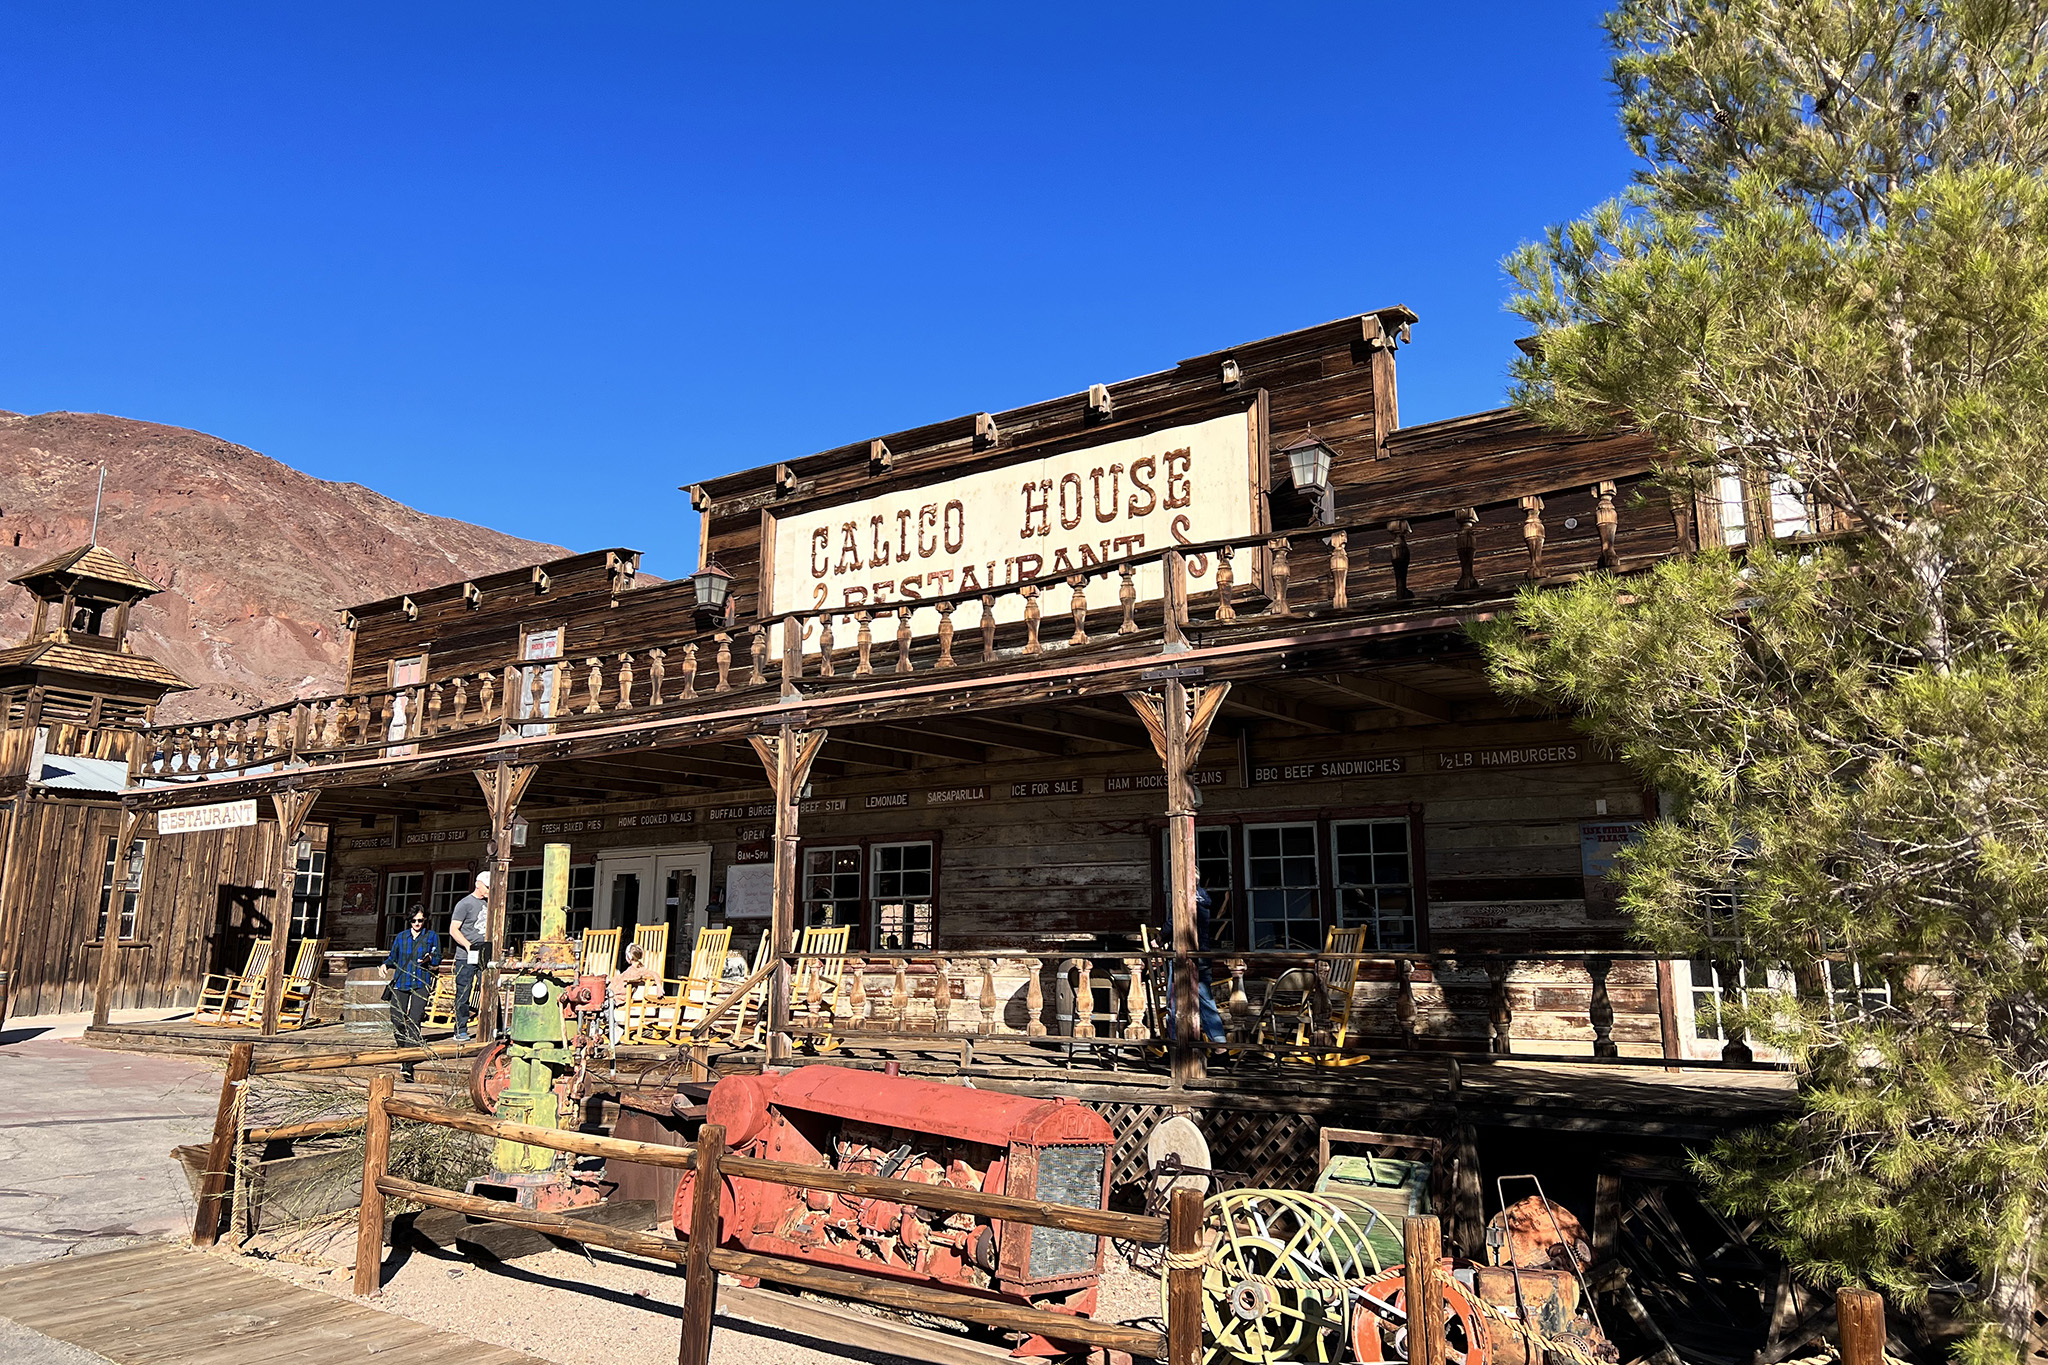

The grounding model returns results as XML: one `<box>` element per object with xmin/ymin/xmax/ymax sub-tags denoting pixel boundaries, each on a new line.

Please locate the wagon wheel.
<box><xmin>1172</xmin><ymin>1189</ymin><xmax>1395</xmax><ymax>1363</ymax></box>
<box><xmin>469</xmin><ymin>1037</ymin><xmax>511</xmax><ymax>1113</ymax></box>
<box><xmin>1349</xmin><ymin>1265</ymin><xmax>1492</xmax><ymax>1365</ymax></box>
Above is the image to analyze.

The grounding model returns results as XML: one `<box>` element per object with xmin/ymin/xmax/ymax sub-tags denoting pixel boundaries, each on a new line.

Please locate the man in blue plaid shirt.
<box><xmin>382</xmin><ymin>905</ymin><xmax>440</xmax><ymax>1075</ymax></box>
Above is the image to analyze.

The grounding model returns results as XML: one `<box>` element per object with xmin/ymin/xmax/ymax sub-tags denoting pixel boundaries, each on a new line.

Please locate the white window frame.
<box><xmin>291</xmin><ymin>846</ymin><xmax>327</xmax><ymax>939</ymax></box>
<box><xmin>1331</xmin><ymin>817</ymin><xmax>1417</xmax><ymax>950</ymax></box>
<box><xmin>1244</xmin><ymin>821</ymin><xmax>1321</xmax><ymax>950</ymax></box>
<box><xmin>97</xmin><ymin>835</ymin><xmax>146</xmax><ymax>941</ymax></box>
<box><xmin>383</xmin><ymin>871</ymin><xmax>425</xmax><ymax>945</ymax></box>
<box><xmin>519</xmin><ymin>628</ymin><xmax>563</xmax><ymax>735</ymax></box>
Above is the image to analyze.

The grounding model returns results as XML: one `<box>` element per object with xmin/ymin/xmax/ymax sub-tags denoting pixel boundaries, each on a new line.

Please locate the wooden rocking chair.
<box><xmin>234</xmin><ymin>938</ymin><xmax>329</xmax><ymax>1030</ymax></box>
<box><xmin>1318</xmin><ymin>926</ymin><xmax>1370</xmax><ymax>1064</ymax></box>
<box><xmin>625</xmin><ymin>926</ymin><xmax>730</xmax><ymax>1045</ymax></box>
<box><xmin>785</xmin><ymin>924</ymin><xmax>852</xmax><ymax>1051</ymax></box>
<box><xmin>632</xmin><ymin>922</ymin><xmax>671</xmax><ymax>981</ymax></box>
<box><xmin>192</xmin><ymin>942</ymin><xmax>272</xmax><ymax>1025</ymax></box>
<box><xmin>579</xmin><ymin>926</ymin><xmax>622</xmax><ymax>977</ymax></box>
<box><xmin>423</xmin><ymin>965</ymin><xmax>458</xmax><ymax>1028</ymax></box>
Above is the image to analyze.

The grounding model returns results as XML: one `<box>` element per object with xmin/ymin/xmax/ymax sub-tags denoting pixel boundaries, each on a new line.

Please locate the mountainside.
<box><xmin>0</xmin><ymin>409</ymin><xmax>571</xmax><ymax>724</ymax></box>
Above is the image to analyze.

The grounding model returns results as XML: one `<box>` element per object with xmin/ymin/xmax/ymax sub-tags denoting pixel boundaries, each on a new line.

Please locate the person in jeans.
<box><xmin>448</xmin><ymin>871</ymin><xmax>491</xmax><ymax>1041</ymax></box>
<box><xmin>382</xmin><ymin>906</ymin><xmax>440</xmax><ymax>1078</ymax></box>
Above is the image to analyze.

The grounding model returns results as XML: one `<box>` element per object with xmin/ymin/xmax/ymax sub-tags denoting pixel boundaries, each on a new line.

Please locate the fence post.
<box><xmin>191</xmin><ymin>1041</ymin><xmax>254</xmax><ymax>1247</ymax></box>
<box><xmin>1838</xmin><ymin>1288</ymin><xmax>1886</xmax><ymax>1365</ymax></box>
<box><xmin>352</xmin><ymin>1073</ymin><xmax>395</xmax><ymax>1296</ymax></box>
<box><xmin>1404</xmin><ymin>1214</ymin><xmax>1446</xmax><ymax>1365</ymax></box>
<box><xmin>677</xmin><ymin>1121</ymin><xmax>727</xmax><ymax>1365</ymax></box>
<box><xmin>1167</xmin><ymin>1184</ymin><xmax>1204</xmax><ymax>1365</ymax></box>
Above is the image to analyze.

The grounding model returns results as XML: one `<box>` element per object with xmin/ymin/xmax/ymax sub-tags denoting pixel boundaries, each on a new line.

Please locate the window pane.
<box><xmin>1717</xmin><ymin>467</ymin><xmax>1749</xmax><ymax>546</ymax></box>
<box><xmin>1332</xmin><ymin>820</ymin><xmax>1414</xmax><ymax>950</ymax></box>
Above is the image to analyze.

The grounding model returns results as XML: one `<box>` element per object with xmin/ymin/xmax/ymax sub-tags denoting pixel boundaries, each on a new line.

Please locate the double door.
<box><xmin>593</xmin><ymin>844</ymin><xmax>711</xmax><ymax>980</ymax></box>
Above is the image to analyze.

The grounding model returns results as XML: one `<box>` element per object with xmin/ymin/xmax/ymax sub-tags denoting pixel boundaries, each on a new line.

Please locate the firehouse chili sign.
<box><xmin>763</xmin><ymin>408</ymin><xmax>1261</xmax><ymax>639</ymax></box>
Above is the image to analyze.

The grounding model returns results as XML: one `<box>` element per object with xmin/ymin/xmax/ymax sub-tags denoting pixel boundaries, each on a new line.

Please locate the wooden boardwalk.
<box><xmin>0</xmin><ymin>1241</ymin><xmax>545</xmax><ymax>1365</ymax></box>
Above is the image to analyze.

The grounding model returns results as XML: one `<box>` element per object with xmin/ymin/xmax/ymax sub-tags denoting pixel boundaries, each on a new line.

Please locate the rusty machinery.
<box><xmin>467</xmin><ymin>842</ymin><xmax>614</xmax><ymax>1213</ymax></box>
<box><xmin>677</xmin><ymin>1066</ymin><xmax>1115</xmax><ymax>1352</ymax></box>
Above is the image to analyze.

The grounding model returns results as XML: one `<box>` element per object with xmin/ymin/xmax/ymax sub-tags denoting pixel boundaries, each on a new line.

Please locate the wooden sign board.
<box><xmin>763</xmin><ymin>408</ymin><xmax>1263</xmax><ymax>640</ymax></box>
<box><xmin>1251</xmin><ymin>756</ymin><xmax>1406</xmax><ymax>785</ymax></box>
<box><xmin>157</xmin><ymin>799</ymin><xmax>257</xmax><ymax>835</ymax></box>
<box><xmin>1436</xmin><ymin>744</ymin><xmax>1583</xmax><ymax>772</ymax></box>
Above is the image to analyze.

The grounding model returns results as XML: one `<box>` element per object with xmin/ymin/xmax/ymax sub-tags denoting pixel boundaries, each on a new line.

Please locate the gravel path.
<box><xmin>235</xmin><ymin>1221</ymin><xmax>1169</xmax><ymax>1365</ymax></box>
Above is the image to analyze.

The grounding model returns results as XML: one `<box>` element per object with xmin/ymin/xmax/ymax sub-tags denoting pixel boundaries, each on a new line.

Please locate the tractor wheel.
<box><xmin>469</xmin><ymin>1037</ymin><xmax>511</xmax><ymax>1113</ymax></box>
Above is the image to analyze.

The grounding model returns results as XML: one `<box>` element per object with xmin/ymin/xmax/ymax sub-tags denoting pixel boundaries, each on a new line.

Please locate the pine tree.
<box><xmin>1478</xmin><ymin>3</ymin><xmax>2048</xmax><ymax>1357</ymax></box>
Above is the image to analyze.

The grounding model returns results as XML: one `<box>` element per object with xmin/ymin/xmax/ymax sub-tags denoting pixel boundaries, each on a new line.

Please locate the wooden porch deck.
<box><xmin>0</xmin><ymin>1242</ymin><xmax>544</xmax><ymax>1365</ymax></box>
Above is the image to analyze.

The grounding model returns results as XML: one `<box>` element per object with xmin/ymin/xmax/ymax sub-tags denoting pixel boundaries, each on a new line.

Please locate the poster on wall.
<box><xmin>723</xmin><ymin>862</ymin><xmax>773</xmax><ymax>921</ymax></box>
<box><xmin>763</xmin><ymin>406</ymin><xmax>1262</xmax><ymax>647</ymax></box>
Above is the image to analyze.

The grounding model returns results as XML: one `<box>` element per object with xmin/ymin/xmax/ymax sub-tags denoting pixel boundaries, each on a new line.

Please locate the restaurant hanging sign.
<box><xmin>156</xmin><ymin>799</ymin><xmax>258</xmax><ymax>835</ymax></box>
<box><xmin>763</xmin><ymin>407</ymin><xmax>1263</xmax><ymax>641</ymax></box>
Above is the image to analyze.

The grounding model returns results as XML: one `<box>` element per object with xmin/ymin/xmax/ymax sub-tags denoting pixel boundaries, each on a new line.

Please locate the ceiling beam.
<box><xmin>996</xmin><ymin>705</ymin><xmax>1149</xmax><ymax>750</ymax></box>
<box><xmin>836</xmin><ymin>726</ymin><xmax>986</xmax><ymax>765</ymax></box>
<box><xmin>913</xmin><ymin>716</ymin><xmax>1070</xmax><ymax>757</ymax></box>
<box><xmin>1223</xmin><ymin>684</ymin><xmax>1342</xmax><ymax>734</ymax></box>
<box><xmin>1318</xmin><ymin>672</ymin><xmax>1454</xmax><ymax>725</ymax></box>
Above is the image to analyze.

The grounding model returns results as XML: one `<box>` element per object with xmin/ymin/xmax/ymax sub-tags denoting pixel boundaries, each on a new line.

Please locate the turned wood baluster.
<box><xmin>817</xmin><ymin>615</ymin><xmax>836</xmax><ymax>677</ymax></box>
<box><xmin>1521</xmin><ymin>496</ymin><xmax>1547</xmax><ymax>579</ymax></box>
<box><xmin>979</xmin><ymin>596</ymin><xmax>997</xmax><ymax>662</ymax></box>
<box><xmin>424</xmin><ymin>683</ymin><xmax>442</xmax><ymax>734</ymax></box>
<box><xmin>748</xmin><ymin>627</ymin><xmax>767</xmax><ymax>686</ymax></box>
<box><xmin>1486</xmin><ymin>959</ymin><xmax>1513</xmax><ymax>1054</ymax></box>
<box><xmin>1593</xmin><ymin>480</ymin><xmax>1619</xmax><ymax>569</ymax></box>
<box><xmin>895</xmin><ymin>606</ymin><xmax>914</xmax><ymax>674</ymax></box>
<box><xmin>262</xmin><ymin>711</ymin><xmax>281</xmax><ymax>757</ymax></box>
<box><xmin>647</xmin><ymin>649</ymin><xmax>666</xmax><ymax>705</ymax></box>
<box><xmin>1267</xmin><ymin>538</ymin><xmax>1292</xmax><ymax>616</ymax></box>
<box><xmin>583</xmin><ymin>658</ymin><xmax>604</xmax><ymax>714</ymax></box>
<box><xmin>616</xmin><ymin>652</ymin><xmax>634</xmax><ymax>710</ymax></box>
<box><xmin>1122</xmin><ymin>957</ymin><xmax>1149</xmax><ymax>1041</ymax></box>
<box><xmin>935</xmin><ymin>601</ymin><xmax>955</xmax><ymax>667</ymax></box>
<box><xmin>932</xmin><ymin>969</ymin><xmax>952</xmax><ymax>1034</ymax></box>
<box><xmin>549</xmin><ymin>661</ymin><xmax>568</xmax><ymax>718</ymax></box>
<box><xmin>1587</xmin><ymin>955</ymin><xmax>1618</xmax><ymax>1058</ymax></box>
<box><xmin>714</xmin><ymin>633</ymin><xmax>733</xmax><ymax>692</ymax></box>
<box><xmin>1215</xmin><ymin>544</ymin><xmax>1237</xmax><ymax>621</ymax></box>
<box><xmin>475</xmin><ymin>673</ymin><xmax>493</xmax><ymax>725</ymax></box>
<box><xmin>502</xmin><ymin>666</ymin><xmax>520</xmax><ymax>725</ymax></box>
<box><xmin>680</xmin><ymin>644</ymin><xmax>698</xmax><ymax>700</ymax></box>
<box><xmin>1388</xmin><ymin>519</ymin><xmax>1414</xmax><ymax>601</ymax></box>
<box><xmin>319</xmin><ymin>700</ymin><xmax>340</xmax><ymax>750</ymax></box>
<box><xmin>212</xmin><ymin>723</ymin><xmax>230</xmax><ymax>769</ymax></box>
<box><xmin>854</xmin><ymin>611</ymin><xmax>874</xmax><ymax>676</ymax></box>
<box><xmin>1073</xmin><ymin>958</ymin><xmax>1096</xmax><ymax>1039</ymax></box>
<box><xmin>804</xmin><ymin>957</ymin><xmax>825</xmax><ymax>1017</ymax></box>
<box><xmin>1455</xmin><ymin>507</ymin><xmax>1481</xmax><ymax>592</ymax></box>
<box><xmin>1067</xmin><ymin>575</ymin><xmax>1089</xmax><ymax>645</ymax></box>
<box><xmin>223</xmin><ymin>719</ymin><xmax>242</xmax><ymax>768</ymax></box>
<box><xmin>979</xmin><ymin>961</ymin><xmax>998</xmax><ymax>1035</ymax></box>
<box><xmin>1025</xmin><ymin>958</ymin><xmax>1046</xmax><ymax>1037</ymax></box>
<box><xmin>1397</xmin><ymin>958</ymin><xmax>1419</xmax><ymax>1049</ymax></box>
<box><xmin>1228</xmin><ymin>960</ymin><xmax>1251</xmax><ymax>1043</ymax></box>
<box><xmin>1330</xmin><ymin>530</ymin><xmax>1350</xmax><ymax>610</ymax></box>
<box><xmin>1022</xmin><ymin>585</ymin><xmax>1042</xmax><ymax>654</ymax></box>
<box><xmin>890</xmin><ymin>958</ymin><xmax>909</xmax><ymax>1029</ymax></box>
<box><xmin>1117</xmin><ymin>563</ymin><xmax>1138</xmax><ymax>634</ymax></box>
<box><xmin>848</xmin><ymin>964</ymin><xmax>868</xmax><ymax>1025</ymax></box>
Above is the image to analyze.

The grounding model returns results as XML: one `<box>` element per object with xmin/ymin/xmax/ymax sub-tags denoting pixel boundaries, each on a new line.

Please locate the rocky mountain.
<box><xmin>0</xmin><ymin>410</ymin><xmax>571</xmax><ymax>724</ymax></box>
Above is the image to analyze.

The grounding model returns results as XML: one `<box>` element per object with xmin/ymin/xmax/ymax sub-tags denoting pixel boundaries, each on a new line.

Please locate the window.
<box><xmin>1245</xmin><ymin>823</ymin><xmax>1320</xmax><ymax>949</ymax></box>
<box><xmin>506</xmin><ymin>866</ymin><xmax>545</xmax><ymax>950</ymax></box>
<box><xmin>1333</xmin><ymin>819</ymin><xmax>1416</xmax><ymax>949</ymax></box>
<box><xmin>567</xmin><ymin>864</ymin><xmax>596</xmax><ymax>938</ymax></box>
<box><xmin>429</xmin><ymin>870</ymin><xmax>468</xmax><ymax>937</ymax></box>
<box><xmin>383</xmin><ymin>871</ymin><xmax>424</xmax><ymax>944</ymax></box>
<box><xmin>519</xmin><ymin>629</ymin><xmax>563</xmax><ymax>735</ymax></box>
<box><xmin>803</xmin><ymin>847</ymin><xmax>863</xmax><ymax>931</ymax></box>
<box><xmin>1713</xmin><ymin>464</ymin><xmax>1813</xmax><ymax>547</ymax></box>
<box><xmin>1818</xmin><ymin>957</ymin><xmax>1892</xmax><ymax>1021</ymax></box>
<box><xmin>97</xmin><ymin>836</ymin><xmax>145</xmax><ymax>941</ymax></box>
<box><xmin>291</xmin><ymin>846</ymin><xmax>327</xmax><ymax>939</ymax></box>
<box><xmin>872</xmin><ymin>842</ymin><xmax>935</xmax><ymax>950</ymax></box>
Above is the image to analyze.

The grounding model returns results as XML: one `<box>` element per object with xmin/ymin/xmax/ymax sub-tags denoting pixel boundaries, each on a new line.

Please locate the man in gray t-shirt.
<box><xmin>449</xmin><ymin>871</ymin><xmax>491</xmax><ymax>1041</ymax></box>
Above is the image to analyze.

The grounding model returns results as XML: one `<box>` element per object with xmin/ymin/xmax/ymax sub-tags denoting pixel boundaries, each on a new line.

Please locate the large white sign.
<box><xmin>156</xmin><ymin>799</ymin><xmax>258</xmax><ymax>835</ymax></box>
<box><xmin>766</xmin><ymin>409</ymin><xmax>1261</xmax><ymax>641</ymax></box>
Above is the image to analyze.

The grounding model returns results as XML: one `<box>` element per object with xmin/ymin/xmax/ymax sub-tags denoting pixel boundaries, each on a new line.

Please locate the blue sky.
<box><xmin>1</xmin><ymin>3</ymin><xmax>1632</xmax><ymax>577</ymax></box>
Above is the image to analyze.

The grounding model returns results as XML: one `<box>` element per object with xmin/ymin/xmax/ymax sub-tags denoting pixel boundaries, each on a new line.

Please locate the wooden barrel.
<box><xmin>344</xmin><ymin>967</ymin><xmax>393</xmax><ymax>1040</ymax></box>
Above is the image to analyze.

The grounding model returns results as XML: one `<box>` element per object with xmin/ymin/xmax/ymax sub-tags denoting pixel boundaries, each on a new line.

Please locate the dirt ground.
<box><xmin>234</xmin><ymin>1217</ymin><xmax>1169</xmax><ymax>1365</ymax></box>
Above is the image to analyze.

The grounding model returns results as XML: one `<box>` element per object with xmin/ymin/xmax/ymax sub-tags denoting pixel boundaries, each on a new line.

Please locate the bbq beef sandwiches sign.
<box><xmin>763</xmin><ymin>406</ymin><xmax>1264</xmax><ymax>643</ymax></box>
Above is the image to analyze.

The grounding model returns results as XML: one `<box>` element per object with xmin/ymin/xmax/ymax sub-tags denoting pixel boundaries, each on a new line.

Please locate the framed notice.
<box><xmin>723</xmin><ymin>862</ymin><xmax>773</xmax><ymax>921</ymax></box>
<box><xmin>761</xmin><ymin>401</ymin><xmax>1266</xmax><ymax>645</ymax></box>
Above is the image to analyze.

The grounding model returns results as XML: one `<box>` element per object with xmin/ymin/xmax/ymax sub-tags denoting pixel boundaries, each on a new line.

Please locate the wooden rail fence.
<box><xmin>357</xmin><ymin>1090</ymin><xmax>1203</xmax><ymax>1365</ymax></box>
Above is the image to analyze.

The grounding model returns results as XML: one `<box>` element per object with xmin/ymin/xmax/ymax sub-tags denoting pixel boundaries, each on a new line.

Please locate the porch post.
<box><xmin>748</xmin><ymin>725</ymin><xmax>827</xmax><ymax>1063</ymax></box>
<box><xmin>475</xmin><ymin>764</ymin><xmax>538</xmax><ymax>1042</ymax></box>
<box><xmin>1127</xmin><ymin>675</ymin><xmax>1231</xmax><ymax>1086</ymax></box>
<box><xmin>259</xmin><ymin>790</ymin><xmax>319</xmax><ymax>1034</ymax></box>
<box><xmin>91</xmin><ymin>805</ymin><xmax>145</xmax><ymax>1029</ymax></box>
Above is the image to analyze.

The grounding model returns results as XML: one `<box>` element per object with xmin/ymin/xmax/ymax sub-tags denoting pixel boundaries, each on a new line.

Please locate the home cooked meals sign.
<box><xmin>765</xmin><ymin>408</ymin><xmax>1261</xmax><ymax>640</ymax></box>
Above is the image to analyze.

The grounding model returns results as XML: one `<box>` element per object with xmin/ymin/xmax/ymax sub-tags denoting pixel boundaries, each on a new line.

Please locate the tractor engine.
<box><xmin>676</xmin><ymin>1067</ymin><xmax>1114</xmax><ymax>1323</ymax></box>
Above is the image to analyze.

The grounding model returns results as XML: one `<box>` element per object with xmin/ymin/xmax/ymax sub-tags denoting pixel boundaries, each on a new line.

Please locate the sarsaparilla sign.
<box><xmin>761</xmin><ymin>405</ymin><xmax>1264</xmax><ymax>644</ymax></box>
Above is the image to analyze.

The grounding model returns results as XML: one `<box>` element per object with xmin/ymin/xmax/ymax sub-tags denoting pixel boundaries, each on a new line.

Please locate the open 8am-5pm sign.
<box><xmin>761</xmin><ymin>403</ymin><xmax>1265</xmax><ymax>644</ymax></box>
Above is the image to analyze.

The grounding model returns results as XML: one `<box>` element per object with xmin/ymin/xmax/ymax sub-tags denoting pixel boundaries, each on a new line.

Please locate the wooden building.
<box><xmin>113</xmin><ymin>308</ymin><xmax>1790</xmax><ymax>1068</ymax></box>
<box><xmin>0</xmin><ymin>546</ymin><xmax>319</xmax><ymax>1021</ymax></box>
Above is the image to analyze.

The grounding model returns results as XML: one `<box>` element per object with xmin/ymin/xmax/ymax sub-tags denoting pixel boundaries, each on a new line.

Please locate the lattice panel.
<box><xmin>1196</xmin><ymin>1109</ymin><xmax>1324</xmax><ymax>1192</ymax></box>
<box><xmin>1099</xmin><ymin>1102</ymin><xmax>1170</xmax><ymax>1192</ymax></box>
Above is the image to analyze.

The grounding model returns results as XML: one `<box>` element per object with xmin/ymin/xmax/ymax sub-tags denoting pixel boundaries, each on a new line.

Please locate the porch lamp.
<box><xmin>292</xmin><ymin>832</ymin><xmax>314</xmax><ymax>866</ymax></box>
<box><xmin>690</xmin><ymin>558</ymin><xmax>735</xmax><ymax>625</ymax></box>
<box><xmin>511</xmin><ymin>816</ymin><xmax>529</xmax><ymax>848</ymax></box>
<box><xmin>1276</xmin><ymin>427</ymin><xmax>1338</xmax><ymax>525</ymax></box>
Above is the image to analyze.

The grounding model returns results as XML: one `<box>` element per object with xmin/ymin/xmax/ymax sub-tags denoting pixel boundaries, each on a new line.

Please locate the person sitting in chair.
<box><xmin>605</xmin><ymin>941</ymin><xmax>660</xmax><ymax>1046</ymax></box>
